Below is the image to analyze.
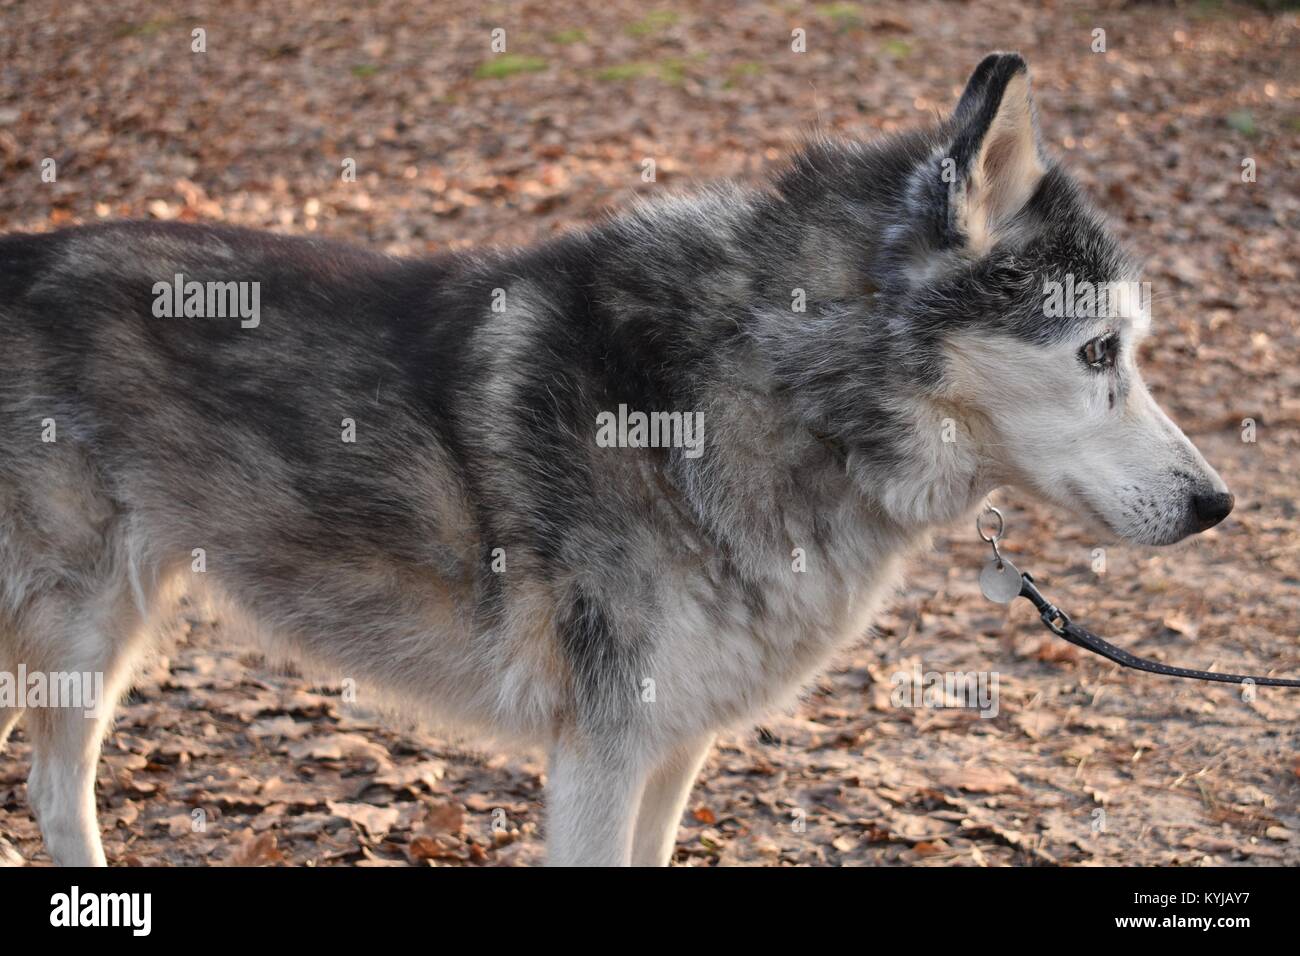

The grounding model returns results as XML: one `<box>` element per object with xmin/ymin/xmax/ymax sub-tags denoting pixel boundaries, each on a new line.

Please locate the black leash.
<box><xmin>976</xmin><ymin>507</ymin><xmax>1300</xmax><ymax>689</ymax></box>
<box><xmin>1016</xmin><ymin>570</ymin><xmax>1300</xmax><ymax>687</ymax></box>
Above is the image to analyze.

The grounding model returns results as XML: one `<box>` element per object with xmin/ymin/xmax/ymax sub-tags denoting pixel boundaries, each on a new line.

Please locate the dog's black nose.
<box><xmin>1192</xmin><ymin>491</ymin><xmax>1234</xmax><ymax>531</ymax></box>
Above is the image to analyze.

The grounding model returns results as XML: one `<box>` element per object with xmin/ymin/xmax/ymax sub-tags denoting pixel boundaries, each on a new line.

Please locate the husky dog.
<box><xmin>0</xmin><ymin>53</ymin><xmax>1232</xmax><ymax>867</ymax></box>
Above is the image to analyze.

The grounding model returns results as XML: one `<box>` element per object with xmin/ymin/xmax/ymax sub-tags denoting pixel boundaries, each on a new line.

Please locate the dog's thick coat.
<box><xmin>0</xmin><ymin>54</ymin><xmax>1229</xmax><ymax>865</ymax></box>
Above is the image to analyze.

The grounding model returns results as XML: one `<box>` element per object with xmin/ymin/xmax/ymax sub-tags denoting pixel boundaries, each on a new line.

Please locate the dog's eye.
<box><xmin>1080</xmin><ymin>333</ymin><xmax>1118</xmax><ymax>370</ymax></box>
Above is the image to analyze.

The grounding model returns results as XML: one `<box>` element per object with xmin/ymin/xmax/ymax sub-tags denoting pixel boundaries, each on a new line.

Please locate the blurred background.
<box><xmin>0</xmin><ymin>0</ymin><xmax>1296</xmax><ymax>865</ymax></box>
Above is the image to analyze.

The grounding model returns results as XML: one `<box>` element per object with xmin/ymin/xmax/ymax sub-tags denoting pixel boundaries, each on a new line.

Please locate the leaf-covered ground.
<box><xmin>0</xmin><ymin>0</ymin><xmax>1297</xmax><ymax>866</ymax></box>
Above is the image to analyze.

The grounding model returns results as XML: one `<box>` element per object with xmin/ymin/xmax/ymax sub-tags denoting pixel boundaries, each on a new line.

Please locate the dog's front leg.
<box><xmin>630</xmin><ymin>734</ymin><xmax>714</xmax><ymax>867</ymax></box>
<box><xmin>545</xmin><ymin>734</ymin><xmax>646</xmax><ymax>866</ymax></box>
<box><xmin>26</xmin><ymin>704</ymin><xmax>112</xmax><ymax>867</ymax></box>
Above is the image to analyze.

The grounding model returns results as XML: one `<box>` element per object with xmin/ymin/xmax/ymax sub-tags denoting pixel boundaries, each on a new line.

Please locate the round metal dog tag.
<box><xmin>979</xmin><ymin>557</ymin><xmax>1022</xmax><ymax>604</ymax></box>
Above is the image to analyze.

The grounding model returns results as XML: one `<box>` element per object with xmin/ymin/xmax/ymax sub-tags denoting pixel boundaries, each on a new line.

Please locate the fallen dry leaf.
<box><xmin>230</xmin><ymin>830</ymin><xmax>285</xmax><ymax>867</ymax></box>
<box><xmin>326</xmin><ymin>801</ymin><xmax>402</xmax><ymax>841</ymax></box>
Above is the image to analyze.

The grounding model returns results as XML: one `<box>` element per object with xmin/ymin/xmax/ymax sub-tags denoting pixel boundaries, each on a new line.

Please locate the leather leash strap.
<box><xmin>1016</xmin><ymin>572</ymin><xmax>1300</xmax><ymax>688</ymax></box>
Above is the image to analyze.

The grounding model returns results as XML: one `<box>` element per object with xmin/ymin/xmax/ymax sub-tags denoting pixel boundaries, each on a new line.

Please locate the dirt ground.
<box><xmin>0</xmin><ymin>0</ymin><xmax>1297</xmax><ymax>866</ymax></box>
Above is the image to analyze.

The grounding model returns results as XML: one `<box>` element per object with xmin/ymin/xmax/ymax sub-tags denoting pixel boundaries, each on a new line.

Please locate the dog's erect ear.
<box><xmin>945</xmin><ymin>53</ymin><xmax>1044</xmax><ymax>252</ymax></box>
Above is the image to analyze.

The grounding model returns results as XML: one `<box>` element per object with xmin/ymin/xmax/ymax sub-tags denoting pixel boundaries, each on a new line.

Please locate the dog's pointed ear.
<box><xmin>944</xmin><ymin>53</ymin><xmax>1044</xmax><ymax>251</ymax></box>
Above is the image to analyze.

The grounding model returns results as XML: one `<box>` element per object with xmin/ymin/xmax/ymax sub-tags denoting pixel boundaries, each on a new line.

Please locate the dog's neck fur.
<box><xmin>588</xmin><ymin>145</ymin><xmax>994</xmax><ymax>563</ymax></box>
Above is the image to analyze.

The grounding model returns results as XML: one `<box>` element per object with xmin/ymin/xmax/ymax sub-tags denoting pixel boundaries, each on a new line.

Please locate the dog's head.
<box><xmin>876</xmin><ymin>53</ymin><xmax>1231</xmax><ymax>545</ymax></box>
